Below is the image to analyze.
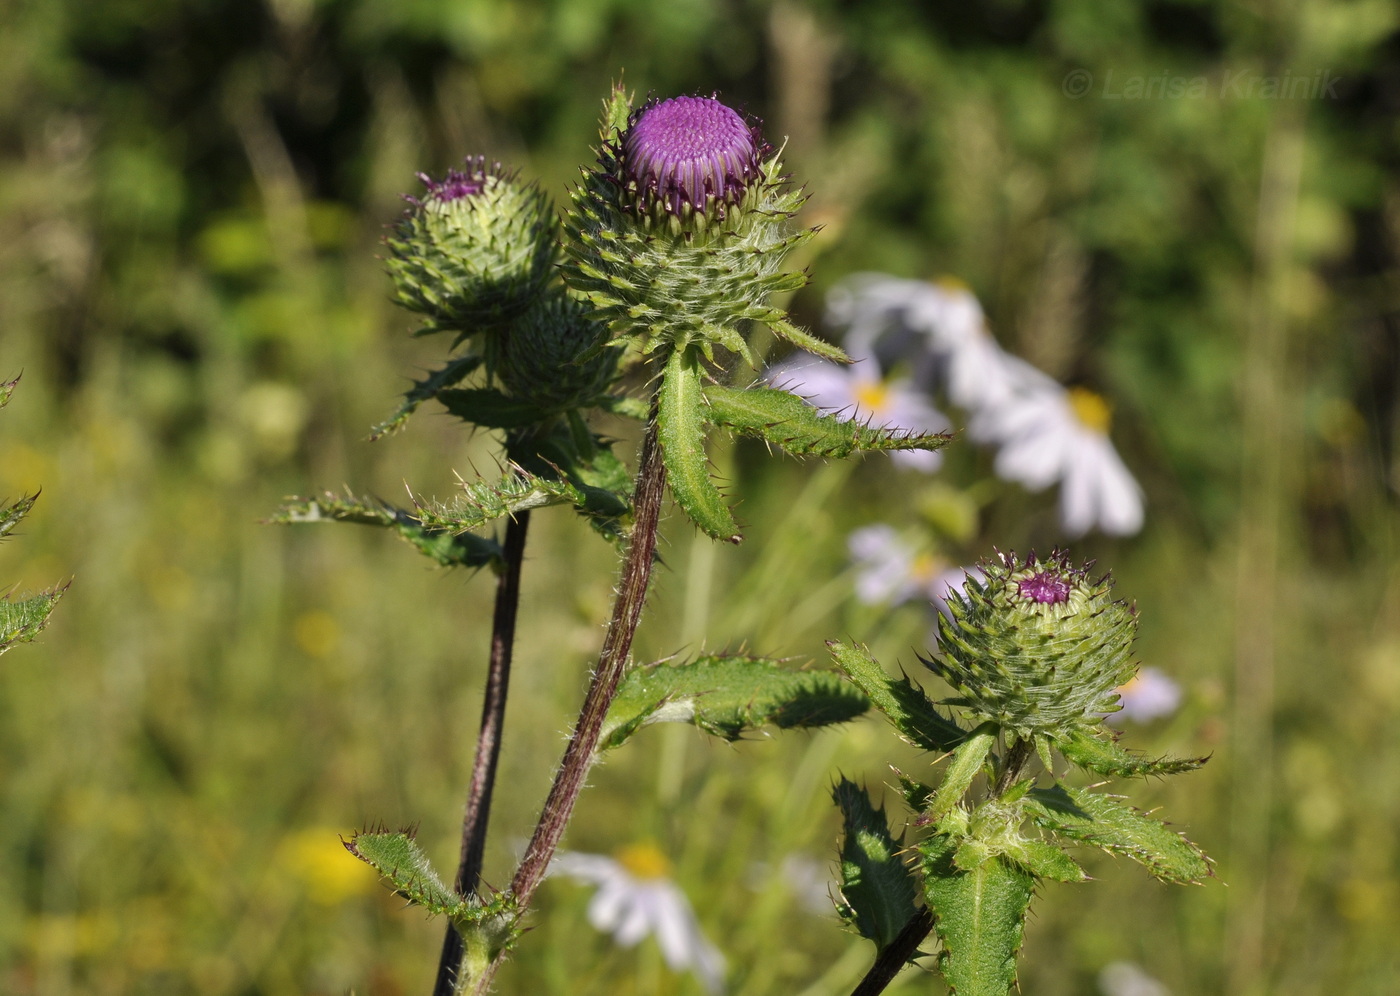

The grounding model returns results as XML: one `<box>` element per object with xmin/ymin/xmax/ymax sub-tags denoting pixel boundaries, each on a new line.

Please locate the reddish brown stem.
<box><xmin>466</xmin><ymin>402</ymin><xmax>667</xmax><ymax>996</ymax></box>
<box><xmin>432</xmin><ymin>510</ymin><xmax>531</xmax><ymax>996</ymax></box>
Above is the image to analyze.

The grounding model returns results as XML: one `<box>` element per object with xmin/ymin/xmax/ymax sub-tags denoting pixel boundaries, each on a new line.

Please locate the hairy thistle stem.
<box><xmin>993</xmin><ymin>737</ymin><xmax>1034</xmax><ymax>797</ymax></box>
<box><xmin>432</xmin><ymin>510</ymin><xmax>532</xmax><ymax>996</ymax></box>
<box><xmin>847</xmin><ymin>907</ymin><xmax>936</xmax><ymax>996</ymax></box>
<box><xmin>467</xmin><ymin>389</ymin><xmax>669</xmax><ymax>995</ymax></box>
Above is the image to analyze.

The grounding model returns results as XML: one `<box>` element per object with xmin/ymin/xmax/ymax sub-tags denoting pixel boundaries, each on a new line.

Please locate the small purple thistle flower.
<box><xmin>622</xmin><ymin>96</ymin><xmax>760</xmax><ymax>216</ymax></box>
<box><xmin>1017</xmin><ymin>570</ymin><xmax>1073</xmax><ymax>604</ymax></box>
<box><xmin>404</xmin><ymin>158</ymin><xmax>492</xmax><ymax>208</ymax></box>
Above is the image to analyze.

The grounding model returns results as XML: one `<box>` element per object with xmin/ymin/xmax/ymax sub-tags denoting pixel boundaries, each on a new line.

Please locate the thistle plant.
<box><xmin>277</xmin><ymin>84</ymin><xmax>1207</xmax><ymax>996</ymax></box>
<box><xmin>829</xmin><ymin>551</ymin><xmax>1210</xmax><ymax>996</ymax></box>
<box><xmin>1</xmin><ymin>375</ymin><xmax>65</xmax><ymax>657</ymax></box>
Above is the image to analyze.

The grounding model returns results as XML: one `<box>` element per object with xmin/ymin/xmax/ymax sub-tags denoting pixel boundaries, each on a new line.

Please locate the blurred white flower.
<box><xmin>826</xmin><ymin>274</ymin><xmax>1024</xmax><ymax>415</ymax></box>
<box><xmin>847</xmin><ymin>524</ymin><xmax>980</xmax><ymax>610</ymax></box>
<box><xmin>971</xmin><ymin>380</ymin><xmax>1144</xmax><ymax>537</ymax></box>
<box><xmin>552</xmin><ymin>844</ymin><xmax>726</xmax><ymax>994</ymax></box>
<box><xmin>823</xmin><ymin>273</ymin><xmax>1145</xmax><ymax>537</ymax></box>
<box><xmin>777</xmin><ymin>854</ymin><xmax>836</xmax><ymax>915</ymax></box>
<box><xmin>765</xmin><ymin>341</ymin><xmax>950</xmax><ymax>473</ymax></box>
<box><xmin>1109</xmin><ymin>667</ymin><xmax>1183</xmax><ymax>724</ymax></box>
<box><xmin>1099</xmin><ymin>961</ymin><xmax>1171</xmax><ymax>996</ymax></box>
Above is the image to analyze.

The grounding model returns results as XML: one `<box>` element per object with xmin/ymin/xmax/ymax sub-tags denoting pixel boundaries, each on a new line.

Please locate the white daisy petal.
<box><xmin>553</xmin><ymin>849</ymin><xmax>726</xmax><ymax>993</ymax></box>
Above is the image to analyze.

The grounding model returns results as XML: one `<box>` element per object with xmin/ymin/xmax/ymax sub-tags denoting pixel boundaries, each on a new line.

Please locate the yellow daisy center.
<box><xmin>1068</xmin><ymin>387</ymin><xmax>1112</xmax><ymax>435</ymax></box>
<box><xmin>854</xmin><ymin>379</ymin><xmax>891</xmax><ymax>415</ymax></box>
<box><xmin>910</xmin><ymin>552</ymin><xmax>938</xmax><ymax>583</ymax></box>
<box><xmin>933</xmin><ymin>274</ymin><xmax>972</xmax><ymax>293</ymax></box>
<box><xmin>615</xmin><ymin>842</ymin><xmax>672</xmax><ymax>880</ymax></box>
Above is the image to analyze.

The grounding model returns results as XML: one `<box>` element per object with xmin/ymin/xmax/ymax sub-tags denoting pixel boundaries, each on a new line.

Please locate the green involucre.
<box><xmin>496</xmin><ymin>292</ymin><xmax>620</xmax><ymax>414</ymax></box>
<box><xmin>928</xmin><ymin>551</ymin><xmax>1138</xmax><ymax>741</ymax></box>
<box><xmin>385</xmin><ymin>170</ymin><xmax>557</xmax><ymax>337</ymax></box>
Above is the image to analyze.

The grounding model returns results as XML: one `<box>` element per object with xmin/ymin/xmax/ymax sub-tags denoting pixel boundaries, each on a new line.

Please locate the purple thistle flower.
<box><xmin>1017</xmin><ymin>571</ymin><xmax>1073</xmax><ymax>604</ymax></box>
<box><xmin>622</xmin><ymin>96</ymin><xmax>761</xmax><ymax>217</ymax></box>
<box><xmin>403</xmin><ymin>157</ymin><xmax>493</xmax><ymax>208</ymax></box>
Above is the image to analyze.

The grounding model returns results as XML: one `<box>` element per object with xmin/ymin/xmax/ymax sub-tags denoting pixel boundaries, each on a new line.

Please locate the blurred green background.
<box><xmin>2</xmin><ymin>0</ymin><xmax>1399</xmax><ymax>993</ymax></box>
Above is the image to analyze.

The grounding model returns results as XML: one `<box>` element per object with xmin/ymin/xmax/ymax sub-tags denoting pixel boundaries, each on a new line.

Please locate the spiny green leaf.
<box><xmin>926</xmin><ymin>723</ymin><xmax>997</xmax><ymax>822</ymax></box>
<box><xmin>658</xmin><ymin>348</ymin><xmax>740</xmax><ymax>542</ymax></box>
<box><xmin>768</xmin><ymin>318</ymin><xmax>851</xmax><ymax>364</ymax></box>
<box><xmin>1</xmin><ymin>493</ymin><xmax>38</xmax><ymax>540</ymax></box>
<box><xmin>598</xmin><ymin>655</ymin><xmax>867</xmax><ymax>750</ymax></box>
<box><xmin>344</xmin><ymin>829</ymin><xmax>521</xmax><ymax>960</ymax></box>
<box><xmin>270</xmin><ymin>492</ymin><xmax>502</xmax><ymax>568</ymax></box>
<box><xmin>437</xmin><ymin>387</ymin><xmax>552</xmax><ymax>430</ymax></box>
<box><xmin>922</xmin><ymin>842</ymin><xmax>1034</xmax><ymax>996</ymax></box>
<box><xmin>703</xmin><ymin>384</ymin><xmax>952</xmax><ymax>459</ymax></box>
<box><xmin>0</xmin><ymin>584</ymin><xmax>67</xmax><ymax>656</ymax></box>
<box><xmin>999</xmin><ymin>838</ymin><xmax>1086</xmax><ymax>884</ymax></box>
<box><xmin>370</xmin><ymin>354</ymin><xmax>482</xmax><ymax>439</ymax></box>
<box><xmin>1024</xmin><ymin>784</ymin><xmax>1213</xmax><ymax>884</ymax></box>
<box><xmin>1058</xmin><ymin>727</ymin><xmax>1208</xmax><ymax>778</ymax></box>
<box><xmin>833</xmin><ymin>779</ymin><xmax>918</xmax><ymax>950</ymax></box>
<box><xmin>413</xmin><ymin>469</ymin><xmax>627</xmax><ymax>540</ymax></box>
<box><xmin>344</xmin><ymin>829</ymin><xmax>465</xmax><ymax>916</ymax></box>
<box><xmin>0</xmin><ymin>375</ymin><xmax>17</xmax><ymax>409</ymax></box>
<box><xmin>893</xmin><ymin>767</ymin><xmax>935</xmax><ymax>814</ymax></box>
<box><xmin>827</xmin><ymin>641</ymin><xmax>966</xmax><ymax>753</ymax></box>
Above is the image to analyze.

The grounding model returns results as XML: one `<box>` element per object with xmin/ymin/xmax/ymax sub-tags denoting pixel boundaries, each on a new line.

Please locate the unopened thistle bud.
<box><xmin>564</xmin><ymin>89</ymin><xmax>831</xmax><ymax>363</ymax></box>
<box><xmin>926</xmin><ymin>550</ymin><xmax>1138</xmax><ymax>741</ymax></box>
<box><xmin>497</xmin><ymin>292</ymin><xmax>621</xmax><ymax>414</ymax></box>
<box><xmin>385</xmin><ymin>159</ymin><xmax>557</xmax><ymax>338</ymax></box>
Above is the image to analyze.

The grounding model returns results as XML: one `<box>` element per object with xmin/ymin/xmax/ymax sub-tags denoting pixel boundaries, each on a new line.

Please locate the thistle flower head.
<box><xmin>926</xmin><ymin>550</ymin><xmax>1138</xmax><ymax>740</ymax></box>
<box><xmin>385</xmin><ymin>158</ymin><xmax>557</xmax><ymax>339</ymax></box>
<box><xmin>563</xmin><ymin>85</ymin><xmax>831</xmax><ymax>363</ymax></box>
<box><xmin>621</xmin><ymin>96</ymin><xmax>761</xmax><ymax>220</ymax></box>
<box><xmin>413</xmin><ymin>167</ymin><xmax>487</xmax><ymax>204</ymax></box>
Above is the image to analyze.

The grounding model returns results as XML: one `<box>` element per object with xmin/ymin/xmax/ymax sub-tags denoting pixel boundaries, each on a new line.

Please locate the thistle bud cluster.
<box><xmin>927</xmin><ymin>550</ymin><xmax>1137</xmax><ymax>741</ymax></box>
<box><xmin>383</xmin><ymin>157</ymin><xmax>621</xmax><ymax>422</ymax></box>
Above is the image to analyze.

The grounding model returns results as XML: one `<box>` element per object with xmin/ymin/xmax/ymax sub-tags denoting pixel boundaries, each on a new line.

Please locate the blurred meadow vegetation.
<box><xmin>2</xmin><ymin>0</ymin><xmax>1399</xmax><ymax>994</ymax></box>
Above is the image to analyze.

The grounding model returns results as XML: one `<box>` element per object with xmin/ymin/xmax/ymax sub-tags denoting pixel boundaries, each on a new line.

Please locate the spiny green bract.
<box><xmin>496</xmin><ymin>291</ymin><xmax>621</xmax><ymax>414</ymax></box>
<box><xmin>562</xmin><ymin>89</ymin><xmax>826</xmax><ymax>364</ymax></box>
<box><xmin>385</xmin><ymin>162</ymin><xmax>557</xmax><ymax>340</ymax></box>
<box><xmin>926</xmin><ymin>550</ymin><xmax>1137</xmax><ymax>741</ymax></box>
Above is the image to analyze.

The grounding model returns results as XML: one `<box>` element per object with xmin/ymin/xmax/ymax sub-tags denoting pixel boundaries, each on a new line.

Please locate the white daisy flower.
<box><xmin>552</xmin><ymin>844</ymin><xmax>726</xmax><ymax>993</ymax></box>
<box><xmin>847</xmin><ymin>524</ymin><xmax>981</xmax><ymax>611</ymax></box>
<box><xmin>1099</xmin><ymin>960</ymin><xmax>1172</xmax><ymax>996</ymax></box>
<box><xmin>826</xmin><ymin>274</ymin><xmax>1024</xmax><ymax>415</ymax></box>
<box><xmin>1108</xmin><ymin>667</ymin><xmax>1183</xmax><ymax>724</ymax></box>
<box><xmin>970</xmin><ymin>379</ymin><xmax>1144</xmax><ymax>537</ymax></box>
<box><xmin>765</xmin><ymin>340</ymin><xmax>951</xmax><ymax>473</ymax></box>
